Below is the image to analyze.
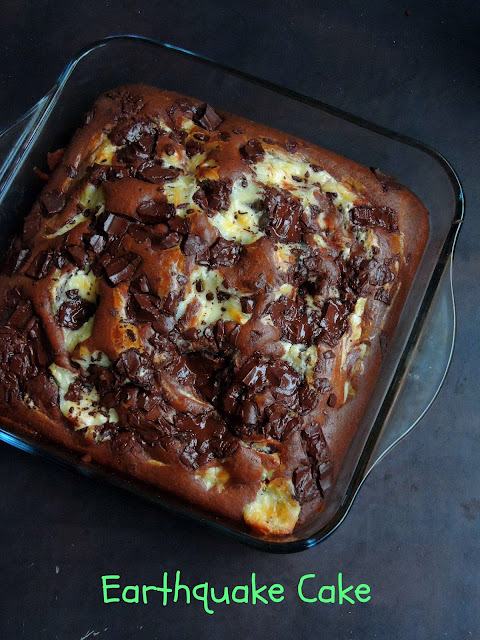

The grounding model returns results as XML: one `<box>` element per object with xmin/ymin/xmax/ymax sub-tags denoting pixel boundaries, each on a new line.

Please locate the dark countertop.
<box><xmin>0</xmin><ymin>2</ymin><xmax>478</xmax><ymax>638</ymax></box>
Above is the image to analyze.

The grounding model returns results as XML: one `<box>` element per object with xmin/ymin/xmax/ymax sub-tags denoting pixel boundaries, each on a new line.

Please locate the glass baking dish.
<box><xmin>0</xmin><ymin>35</ymin><xmax>464</xmax><ymax>552</ymax></box>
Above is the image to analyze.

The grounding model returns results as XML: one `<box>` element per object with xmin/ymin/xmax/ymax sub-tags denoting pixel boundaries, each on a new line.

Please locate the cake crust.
<box><xmin>0</xmin><ymin>85</ymin><xmax>429</xmax><ymax>536</ymax></box>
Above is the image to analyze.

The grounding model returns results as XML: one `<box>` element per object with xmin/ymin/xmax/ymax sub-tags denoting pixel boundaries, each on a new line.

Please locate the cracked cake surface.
<box><xmin>0</xmin><ymin>85</ymin><xmax>429</xmax><ymax>536</ymax></box>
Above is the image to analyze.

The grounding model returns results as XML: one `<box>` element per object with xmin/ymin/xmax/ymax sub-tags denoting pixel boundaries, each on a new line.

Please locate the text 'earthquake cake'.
<box><xmin>0</xmin><ymin>86</ymin><xmax>429</xmax><ymax>536</ymax></box>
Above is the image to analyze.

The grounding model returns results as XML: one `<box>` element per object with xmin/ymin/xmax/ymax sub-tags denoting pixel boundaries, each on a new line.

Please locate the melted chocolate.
<box><xmin>240</xmin><ymin>138</ymin><xmax>264</xmax><ymax>164</ymax></box>
<box><xmin>57</xmin><ymin>292</ymin><xmax>96</xmax><ymax>330</ymax></box>
<box><xmin>350</xmin><ymin>204</ymin><xmax>398</xmax><ymax>233</ymax></box>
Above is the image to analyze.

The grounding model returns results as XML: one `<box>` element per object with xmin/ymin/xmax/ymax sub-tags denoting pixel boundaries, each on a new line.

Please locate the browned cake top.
<box><xmin>0</xmin><ymin>85</ymin><xmax>426</xmax><ymax>535</ymax></box>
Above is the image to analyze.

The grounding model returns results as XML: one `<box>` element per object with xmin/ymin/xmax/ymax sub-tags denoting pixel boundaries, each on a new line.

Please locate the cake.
<box><xmin>0</xmin><ymin>85</ymin><xmax>429</xmax><ymax>536</ymax></box>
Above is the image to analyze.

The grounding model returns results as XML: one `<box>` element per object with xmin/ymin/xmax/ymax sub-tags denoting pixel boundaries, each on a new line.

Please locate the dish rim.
<box><xmin>0</xmin><ymin>34</ymin><xmax>465</xmax><ymax>552</ymax></box>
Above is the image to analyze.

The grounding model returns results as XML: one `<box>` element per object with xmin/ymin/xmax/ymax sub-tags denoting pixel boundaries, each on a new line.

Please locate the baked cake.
<box><xmin>0</xmin><ymin>86</ymin><xmax>429</xmax><ymax>536</ymax></box>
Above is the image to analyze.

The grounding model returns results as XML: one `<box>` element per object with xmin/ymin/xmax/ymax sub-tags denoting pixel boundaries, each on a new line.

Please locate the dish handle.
<box><xmin>0</xmin><ymin>95</ymin><xmax>52</xmax><ymax>196</ymax></box>
<box><xmin>364</xmin><ymin>254</ymin><xmax>456</xmax><ymax>475</ymax></box>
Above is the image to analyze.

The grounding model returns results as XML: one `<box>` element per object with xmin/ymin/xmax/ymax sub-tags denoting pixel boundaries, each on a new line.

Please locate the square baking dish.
<box><xmin>0</xmin><ymin>35</ymin><xmax>464</xmax><ymax>552</ymax></box>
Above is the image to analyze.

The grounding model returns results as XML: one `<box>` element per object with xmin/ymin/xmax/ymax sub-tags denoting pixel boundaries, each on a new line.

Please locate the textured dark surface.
<box><xmin>0</xmin><ymin>1</ymin><xmax>478</xmax><ymax>638</ymax></box>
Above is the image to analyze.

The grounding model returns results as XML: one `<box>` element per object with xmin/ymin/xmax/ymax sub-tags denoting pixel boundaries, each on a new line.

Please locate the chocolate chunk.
<box><xmin>268</xmin><ymin>296</ymin><xmax>320</xmax><ymax>344</ymax></box>
<box><xmin>285</xmin><ymin>139</ymin><xmax>298</xmax><ymax>153</ymax></box>
<box><xmin>236</xmin><ymin>358</ymin><xmax>268</xmax><ymax>389</ymax></box>
<box><xmin>300</xmin><ymin>428</ymin><xmax>331</xmax><ymax>497</ymax></box>
<box><xmin>8</xmin><ymin>299</ymin><xmax>32</xmax><ymax>330</ymax></box>
<box><xmin>179</xmin><ymin>439</ymin><xmax>201</xmax><ymax>469</ymax></box>
<box><xmin>240</xmin><ymin>297</ymin><xmax>255</xmax><ymax>314</ymax></box>
<box><xmin>240</xmin><ymin>138</ymin><xmax>264</xmax><ymax>164</ymax></box>
<box><xmin>152</xmin><ymin>313</ymin><xmax>176</xmax><ymax>334</ymax></box>
<box><xmin>182</xmin><ymin>234</ymin><xmax>210</xmax><ymax>257</ymax></box>
<box><xmin>88</xmin><ymin>164</ymin><xmax>130</xmax><ymax>185</ymax></box>
<box><xmin>265</xmin><ymin>405</ymin><xmax>298</xmax><ymax>441</ymax></box>
<box><xmin>130</xmin><ymin>273</ymin><xmax>151</xmax><ymax>294</ymax></box>
<box><xmin>116</xmin><ymin>142</ymin><xmax>150</xmax><ymax>164</ymax></box>
<box><xmin>162</xmin><ymin>290</ymin><xmax>183</xmax><ymax>315</ymax></box>
<box><xmin>104</xmin><ymin>252</ymin><xmax>141</xmax><ymax>286</ymax></box>
<box><xmin>25</xmin><ymin>250</ymin><xmax>54</xmax><ymax>280</ymax></box>
<box><xmin>120</xmin><ymin>92</ymin><xmax>144</xmax><ymax>115</ymax></box>
<box><xmin>109</xmin><ymin>118</ymin><xmax>155</xmax><ymax>146</ymax></box>
<box><xmin>55</xmin><ymin>253</ymin><xmax>69</xmax><ymax>270</ymax></box>
<box><xmin>88</xmin><ymin>366</ymin><xmax>117</xmax><ymax>403</ymax></box>
<box><xmin>293</xmin><ymin>466</ymin><xmax>317</xmax><ymax>503</ymax></box>
<box><xmin>115</xmin><ymin>348</ymin><xmax>153</xmax><ymax>388</ymax></box>
<box><xmin>66</xmin><ymin>244</ymin><xmax>88</xmax><ymax>269</ymax></box>
<box><xmin>266</xmin><ymin>361</ymin><xmax>299</xmax><ymax>399</ymax></box>
<box><xmin>24</xmin><ymin>373</ymin><xmax>59</xmax><ymax>410</ymax></box>
<box><xmin>0</xmin><ymin>371</ymin><xmax>20</xmax><ymax>403</ymax></box>
<box><xmin>136</xmin><ymin>390</ymin><xmax>161</xmax><ymax>413</ymax></box>
<box><xmin>239</xmin><ymin>400</ymin><xmax>259</xmax><ymax>425</ymax></box>
<box><xmin>2</xmin><ymin>244</ymin><xmax>31</xmax><ymax>276</ymax></box>
<box><xmin>57</xmin><ymin>292</ymin><xmax>96</xmax><ymax>329</ymax></box>
<box><xmin>369</xmin><ymin>263</ymin><xmax>395</xmax><ymax>287</ymax></box>
<box><xmin>299</xmin><ymin>386</ymin><xmax>318</xmax><ymax>411</ymax></box>
<box><xmin>130</xmin><ymin>292</ymin><xmax>162</xmax><ymax>322</ymax></box>
<box><xmin>197</xmin><ymin>180</ymin><xmax>232</xmax><ymax>212</ymax></box>
<box><xmin>263</xmin><ymin>187</ymin><xmax>303</xmax><ymax>243</ymax></box>
<box><xmin>336</xmin><ymin>255</ymin><xmax>368</xmax><ymax>297</ymax></box>
<box><xmin>39</xmin><ymin>189</ymin><xmax>66</xmax><ymax>217</ymax></box>
<box><xmin>100</xmin><ymin>212</ymin><xmax>130</xmax><ymax>237</ymax></box>
<box><xmin>136</xmin><ymin>200</ymin><xmax>175</xmax><ymax>224</ymax></box>
<box><xmin>89</xmin><ymin>234</ymin><xmax>106</xmax><ymax>254</ymax></box>
<box><xmin>64</xmin><ymin>379</ymin><xmax>84</xmax><ymax>402</ymax></box>
<box><xmin>111</xmin><ymin>431</ymin><xmax>140</xmax><ymax>457</ymax></box>
<box><xmin>137</xmin><ymin>162</ymin><xmax>180</xmax><ymax>184</ymax></box>
<box><xmin>86</xmin><ymin>164</ymin><xmax>108</xmax><ymax>185</ymax></box>
<box><xmin>3</xmin><ymin>287</ymin><xmax>22</xmax><ymax>310</ymax></box>
<box><xmin>185</xmin><ymin>352</ymin><xmax>226</xmax><ymax>402</ymax></box>
<box><xmin>168</xmin><ymin>98</ymin><xmax>196</xmax><ymax>128</ymax></box>
<box><xmin>320</xmin><ymin>299</ymin><xmax>352</xmax><ymax>347</ymax></box>
<box><xmin>194</xmin><ymin>103</ymin><xmax>223</xmax><ymax>131</ymax></box>
<box><xmin>185</xmin><ymin>140</ymin><xmax>204</xmax><ymax>158</ymax></box>
<box><xmin>209</xmin><ymin>238</ymin><xmax>241</xmax><ymax>267</ymax></box>
<box><xmin>375</xmin><ymin>287</ymin><xmax>391</xmax><ymax>304</ymax></box>
<box><xmin>168</xmin><ymin>216</ymin><xmax>190</xmax><ymax>235</ymax></box>
<box><xmin>327</xmin><ymin>393</ymin><xmax>337</xmax><ymax>408</ymax></box>
<box><xmin>0</xmin><ymin>327</ymin><xmax>37</xmax><ymax>380</ymax></box>
<box><xmin>156</xmin><ymin>232</ymin><xmax>181</xmax><ymax>250</ymax></box>
<box><xmin>350</xmin><ymin>204</ymin><xmax>398</xmax><ymax>233</ymax></box>
<box><xmin>192</xmin><ymin>188</ymin><xmax>209</xmax><ymax>210</ymax></box>
<box><xmin>221</xmin><ymin>382</ymin><xmax>244</xmax><ymax>416</ymax></box>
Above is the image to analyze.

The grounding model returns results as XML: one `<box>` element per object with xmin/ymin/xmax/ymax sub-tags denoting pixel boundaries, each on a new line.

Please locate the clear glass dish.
<box><xmin>0</xmin><ymin>35</ymin><xmax>464</xmax><ymax>552</ymax></box>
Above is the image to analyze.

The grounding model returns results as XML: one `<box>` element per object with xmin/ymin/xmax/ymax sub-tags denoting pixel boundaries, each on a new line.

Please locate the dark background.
<box><xmin>0</xmin><ymin>1</ymin><xmax>479</xmax><ymax>638</ymax></box>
